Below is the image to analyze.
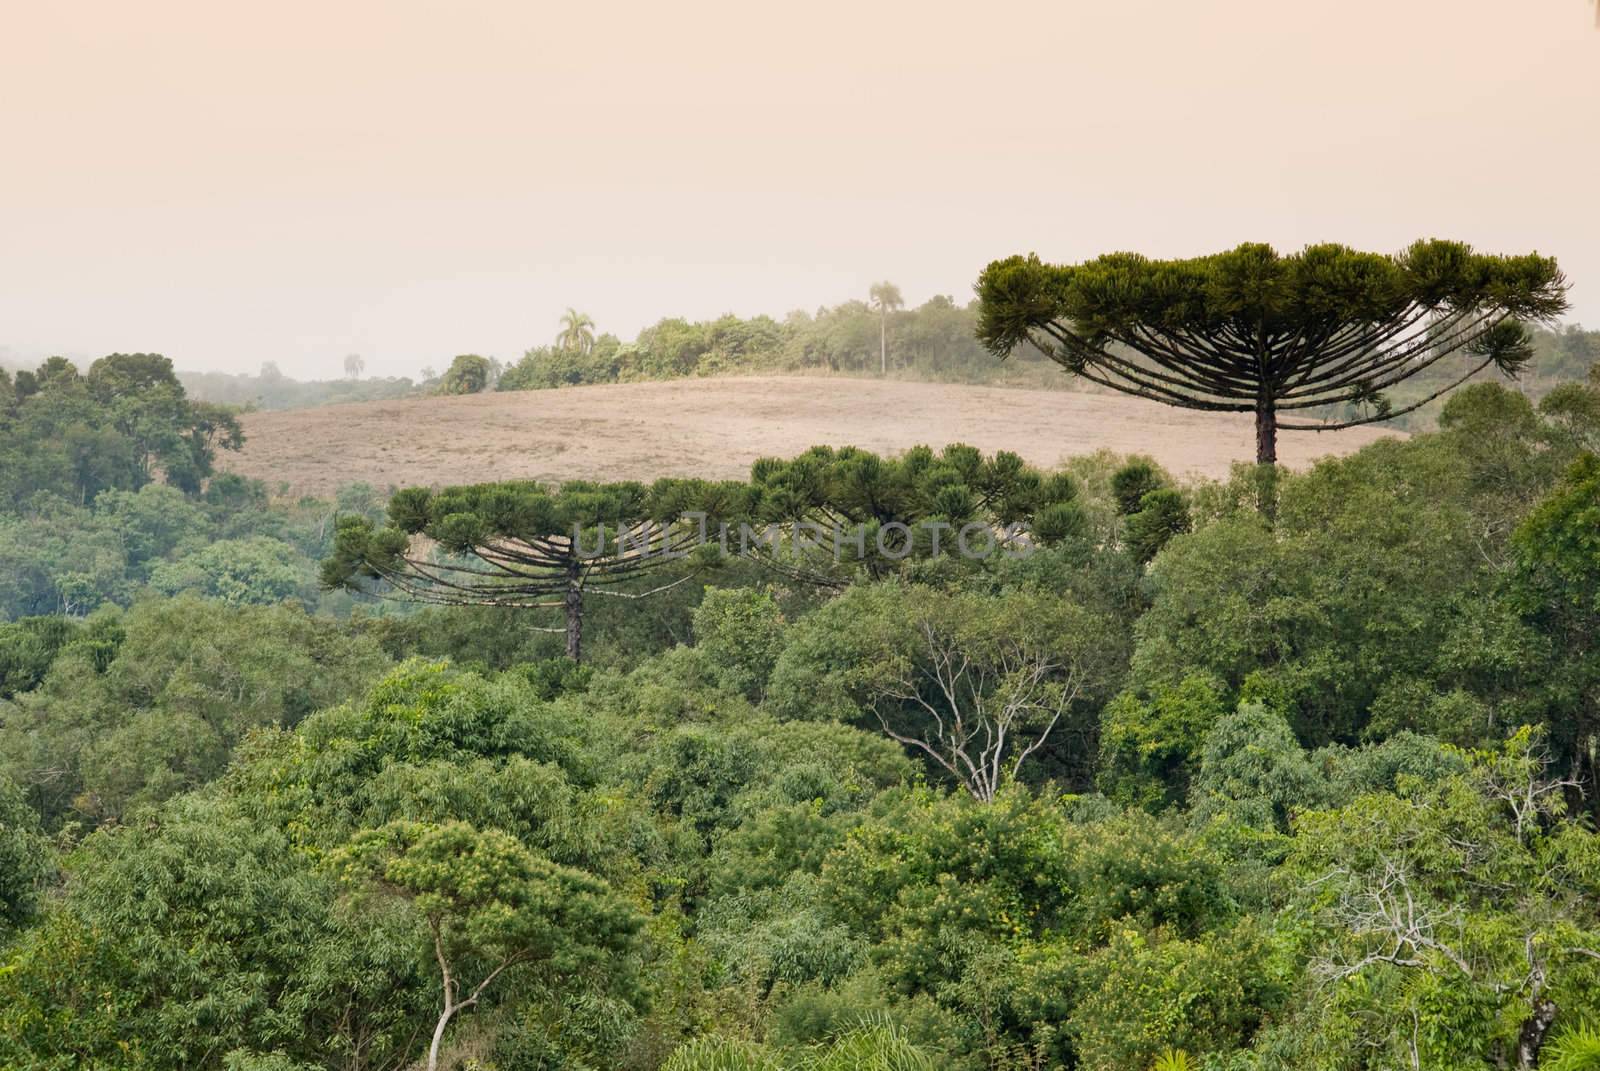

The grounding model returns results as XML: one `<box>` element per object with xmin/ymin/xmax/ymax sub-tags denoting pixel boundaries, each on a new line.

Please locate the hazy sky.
<box><xmin>2</xmin><ymin>0</ymin><xmax>1596</xmax><ymax>378</ymax></box>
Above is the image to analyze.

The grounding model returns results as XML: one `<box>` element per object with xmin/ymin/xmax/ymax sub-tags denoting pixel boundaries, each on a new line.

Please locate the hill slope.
<box><xmin>219</xmin><ymin>375</ymin><xmax>1400</xmax><ymax>495</ymax></box>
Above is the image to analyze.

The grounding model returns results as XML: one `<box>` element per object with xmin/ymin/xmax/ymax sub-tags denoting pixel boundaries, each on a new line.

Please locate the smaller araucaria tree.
<box><xmin>976</xmin><ymin>241</ymin><xmax>1568</xmax><ymax>464</ymax></box>
<box><xmin>739</xmin><ymin>443</ymin><xmax>1087</xmax><ymax>587</ymax></box>
<box><xmin>322</xmin><ymin>478</ymin><xmax>749</xmax><ymax>660</ymax></box>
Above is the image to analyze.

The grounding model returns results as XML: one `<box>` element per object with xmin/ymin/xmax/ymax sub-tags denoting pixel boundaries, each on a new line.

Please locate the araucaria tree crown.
<box><xmin>976</xmin><ymin>241</ymin><xmax>1567</xmax><ymax>463</ymax></box>
<box><xmin>321</xmin><ymin>478</ymin><xmax>749</xmax><ymax>662</ymax></box>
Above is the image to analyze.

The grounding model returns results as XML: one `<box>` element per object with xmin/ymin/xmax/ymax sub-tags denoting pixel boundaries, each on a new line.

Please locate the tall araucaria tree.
<box><xmin>976</xmin><ymin>241</ymin><xmax>1567</xmax><ymax>464</ymax></box>
<box><xmin>322</xmin><ymin>478</ymin><xmax>749</xmax><ymax>660</ymax></box>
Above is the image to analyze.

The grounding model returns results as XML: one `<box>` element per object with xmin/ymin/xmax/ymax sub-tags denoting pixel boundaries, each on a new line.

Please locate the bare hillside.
<box><xmin>220</xmin><ymin>375</ymin><xmax>1400</xmax><ymax>495</ymax></box>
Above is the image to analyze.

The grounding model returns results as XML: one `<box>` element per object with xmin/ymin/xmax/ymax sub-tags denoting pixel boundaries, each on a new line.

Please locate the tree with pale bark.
<box><xmin>331</xmin><ymin>820</ymin><xmax>640</xmax><ymax>1071</ymax></box>
<box><xmin>1291</xmin><ymin>728</ymin><xmax>1600</xmax><ymax>1070</ymax></box>
<box><xmin>852</xmin><ymin>585</ymin><xmax>1105</xmax><ymax>801</ymax></box>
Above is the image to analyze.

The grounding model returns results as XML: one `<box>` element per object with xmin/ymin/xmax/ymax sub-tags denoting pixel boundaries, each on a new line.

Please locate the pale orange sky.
<box><xmin>1</xmin><ymin>0</ymin><xmax>1596</xmax><ymax>377</ymax></box>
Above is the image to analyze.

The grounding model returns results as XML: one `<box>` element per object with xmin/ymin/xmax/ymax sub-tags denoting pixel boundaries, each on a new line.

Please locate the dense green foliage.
<box><xmin>0</xmin><ymin>596</ymin><xmax>393</xmax><ymax>827</ymax></box>
<box><xmin>1</xmin><ymin>353</ymin><xmax>244</xmax><ymax>508</ymax></box>
<box><xmin>7</xmin><ymin>340</ymin><xmax>1600</xmax><ymax>1068</ymax></box>
<box><xmin>495</xmin><ymin>295</ymin><xmax>1059</xmax><ymax>390</ymax></box>
<box><xmin>0</xmin><ymin>474</ymin><xmax>389</xmax><ymax>620</ymax></box>
<box><xmin>322</xmin><ymin>444</ymin><xmax>1088</xmax><ymax>660</ymax></box>
<box><xmin>0</xmin><ymin>354</ymin><xmax>404</xmax><ymax>622</ymax></box>
<box><xmin>438</xmin><ymin>354</ymin><xmax>494</xmax><ymax>395</ymax></box>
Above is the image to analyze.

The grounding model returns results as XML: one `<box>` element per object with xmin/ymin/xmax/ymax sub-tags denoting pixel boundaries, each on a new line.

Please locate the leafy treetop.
<box><xmin>744</xmin><ymin>442</ymin><xmax>1087</xmax><ymax>584</ymax></box>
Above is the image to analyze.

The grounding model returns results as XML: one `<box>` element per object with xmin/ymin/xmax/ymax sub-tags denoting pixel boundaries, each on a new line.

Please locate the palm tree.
<box><xmin>555</xmin><ymin>308</ymin><xmax>596</xmax><ymax>355</ymax></box>
<box><xmin>868</xmin><ymin>282</ymin><xmax>904</xmax><ymax>375</ymax></box>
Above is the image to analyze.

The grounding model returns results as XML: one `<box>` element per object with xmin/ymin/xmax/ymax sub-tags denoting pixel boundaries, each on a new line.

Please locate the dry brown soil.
<box><xmin>220</xmin><ymin>375</ymin><xmax>1400</xmax><ymax>495</ymax></box>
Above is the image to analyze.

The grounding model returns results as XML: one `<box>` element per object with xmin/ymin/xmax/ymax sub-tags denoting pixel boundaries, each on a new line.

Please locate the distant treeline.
<box><xmin>498</xmin><ymin>295</ymin><xmax>1060</xmax><ymax>391</ymax></box>
<box><xmin>1374</xmin><ymin>320</ymin><xmax>1600</xmax><ymax>428</ymax></box>
<box><xmin>178</xmin><ymin>363</ymin><xmax>417</xmax><ymax>410</ymax></box>
<box><xmin>108</xmin><ymin>300</ymin><xmax>1600</xmax><ymax>429</ymax></box>
<box><xmin>169</xmin><ymin>296</ymin><xmax>1065</xmax><ymax>411</ymax></box>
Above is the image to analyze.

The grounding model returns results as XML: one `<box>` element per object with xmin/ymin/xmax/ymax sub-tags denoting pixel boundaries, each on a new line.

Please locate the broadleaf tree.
<box><xmin>975</xmin><ymin>241</ymin><xmax>1567</xmax><ymax>464</ymax></box>
<box><xmin>859</xmin><ymin>585</ymin><xmax>1106</xmax><ymax>802</ymax></box>
<box><xmin>437</xmin><ymin>354</ymin><xmax>492</xmax><ymax>395</ymax></box>
<box><xmin>331</xmin><ymin>820</ymin><xmax>641</xmax><ymax>1071</ymax></box>
<box><xmin>1291</xmin><ymin>729</ymin><xmax>1600</xmax><ymax>1070</ymax></box>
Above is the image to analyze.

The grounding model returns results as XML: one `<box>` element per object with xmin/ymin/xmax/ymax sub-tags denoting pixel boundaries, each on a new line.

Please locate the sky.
<box><xmin>1</xmin><ymin>0</ymin><xmax>1596</xmax><ymax>378</ymax></box>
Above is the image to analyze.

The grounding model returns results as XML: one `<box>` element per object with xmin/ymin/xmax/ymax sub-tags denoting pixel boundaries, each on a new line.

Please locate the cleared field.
<box><xmin>220</xmin><ymin>375</ymin><xmax>1401</xmax><ymax>495</ymax></box>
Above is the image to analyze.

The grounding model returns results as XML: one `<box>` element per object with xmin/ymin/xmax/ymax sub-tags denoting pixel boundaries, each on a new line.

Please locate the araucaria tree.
<box><xmin>976</xmin><ymin>241</ymin><xmax>1567</xmax><ymax>463</ymax></box>
<box><xmin>322</xmin><ymin>478</ymin><xmax>744</xmax><ymax>660</ymax></box>
<box><xmin>741</xmin><ymin>443</ymin><xmax>1087</xmax><ymax>587</ymax></box>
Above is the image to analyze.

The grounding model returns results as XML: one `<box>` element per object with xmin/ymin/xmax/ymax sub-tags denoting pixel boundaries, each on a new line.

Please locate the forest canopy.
<box><xmin>4</xmin><ymin>322</ymin><xmax>1600</xmax><ymax>1071</ymax></box>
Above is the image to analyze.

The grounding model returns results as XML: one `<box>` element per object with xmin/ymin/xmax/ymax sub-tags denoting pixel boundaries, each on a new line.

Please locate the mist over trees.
<box><xmin>178</xmin><ymin>366</ymin><xmax>417</xmax><ymax>410</ymax></box>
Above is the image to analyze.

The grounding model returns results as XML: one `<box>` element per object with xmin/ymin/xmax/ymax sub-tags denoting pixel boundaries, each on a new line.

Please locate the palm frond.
<box><xmin>662</xmin><ymin>1036</ymin><xmax>784</xmax><ymax>1071</ymax></box>
<box><xmin>1545</xmin><ymin>1021</ymin><xmax>1600</xmax><ymax>1071</ymax></box>
<box><xmin>802</xmin><ymin>1023</ymin><xmax>934</xmax><ymax>1071</ymax></box>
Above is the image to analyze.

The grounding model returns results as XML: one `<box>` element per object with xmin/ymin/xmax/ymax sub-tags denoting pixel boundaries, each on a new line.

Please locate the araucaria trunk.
<box><xmin>564</xmin><ymin>582</ymin><xmax>583</xmax><ymax>662</ymax></box>
<box><xmin>1255</xmin><ymin>401</ymin><xmax>1278</xmax><ymax>465</ymax></box>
